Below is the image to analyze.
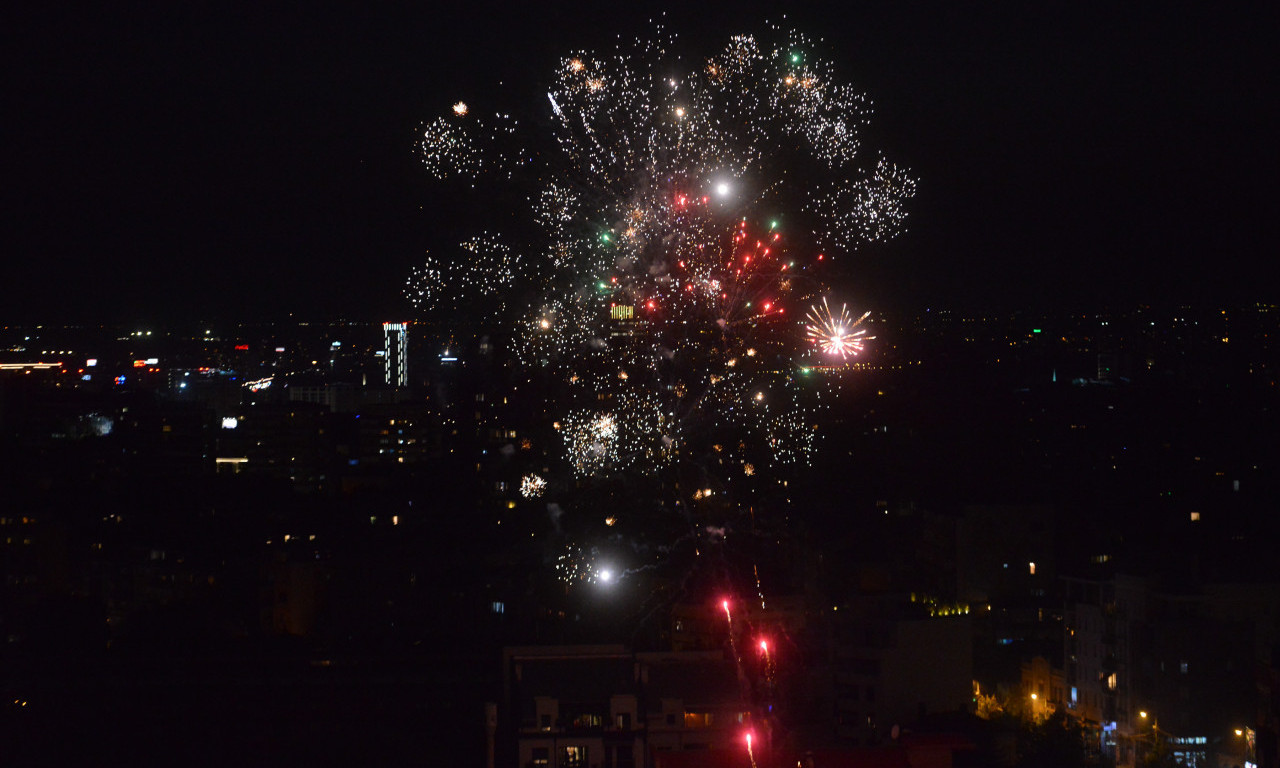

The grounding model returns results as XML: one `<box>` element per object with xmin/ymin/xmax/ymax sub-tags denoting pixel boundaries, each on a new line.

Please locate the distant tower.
<box><xmin>382</xmin><ymin>322</ymin><xmax>408</xmax><ymax>387</ymax></box>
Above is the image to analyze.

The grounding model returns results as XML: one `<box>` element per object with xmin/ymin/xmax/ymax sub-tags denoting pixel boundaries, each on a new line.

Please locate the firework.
<box><xmin>405</xmin><ymin>233</ymin><xmax>521</xmax><ymax>317</ymax></box>
<box><xmin>554</xmin><ymin>543</ymin><xmax>615</xmax><ymax>586</ymax></box>
<box><xmin>520</xmin><ymin>473</ymin><xmax>547</xmax><ymax>498</ymax></box>
<box><xmin>804</xmin><ymin>297</ymin><xmax>873</xmax><ymax>359</ymax></box>
<box><xmin>413</xmin><ymin>24</ymin><xmax>910</xmax><ymax>603</ymax></box>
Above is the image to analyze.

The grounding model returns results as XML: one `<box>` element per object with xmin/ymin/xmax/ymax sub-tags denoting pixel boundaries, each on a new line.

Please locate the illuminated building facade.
<box><xmin>382</xmin><ymin>322</ymin><xmax>408</xmax><ymax>387</ymax></box>
<box><xmin>500</xmin><ymin>645</ymin><xmax>743</xmax><ymax>768</ymax></box>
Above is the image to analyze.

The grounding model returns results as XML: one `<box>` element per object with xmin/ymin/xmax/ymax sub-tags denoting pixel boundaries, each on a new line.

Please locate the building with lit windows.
<box><xmin>382</xmin><ymin>322</ymin><xmax>408</xmax><ymax>387</ymax></box>
<box><xmin>500</xmin><ymin>645</ymin><xmax>744</xmax><ymax>768</ymax></box>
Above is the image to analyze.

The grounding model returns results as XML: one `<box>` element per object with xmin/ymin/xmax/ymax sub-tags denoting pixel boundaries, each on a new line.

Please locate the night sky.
<box><xmin>5</xmin><ymin>2</ymin><xmax>1274</xmax><ymax>324</ymax></box>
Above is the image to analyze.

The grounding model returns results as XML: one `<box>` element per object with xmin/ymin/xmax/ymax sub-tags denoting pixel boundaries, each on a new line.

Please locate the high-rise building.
<box><xmin>383</xmin><ymin>322</ymin><xmax>408</xmax><ymax>387</ymax></box>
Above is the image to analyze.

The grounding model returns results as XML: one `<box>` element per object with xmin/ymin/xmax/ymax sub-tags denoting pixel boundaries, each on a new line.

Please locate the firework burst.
<box><xmin>804</xmin><ymin>297</ymin><xmax>873</xmax><ymax>359</ymax></box>
<box><xmin>412</xmin><ymin>23</ymin><xmax>909</xmax><ymax>593</ymax></box>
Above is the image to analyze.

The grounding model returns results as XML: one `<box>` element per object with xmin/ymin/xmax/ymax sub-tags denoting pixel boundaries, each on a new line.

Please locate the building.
<box><xmin>825</xmin><ymin>596</ymin><xmax>974</xmax><ymax>746</ymax></box>
<box><xmin>501</xmin><ymin>645</ymin><xmax>747</xmax><ymax>768</ymax></box>
<box><xmin>382</xmin><ymin>322</ymin><xmax>408</xmax><ymax>387</ymax></box>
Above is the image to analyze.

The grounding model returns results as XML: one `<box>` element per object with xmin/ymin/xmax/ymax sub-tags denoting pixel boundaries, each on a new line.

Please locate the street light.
<box><xmin>1235</xmin><ymin>726</ymin><xmax>1256</xmax><ymax>766</ymax></box>
<box><xmin>1135</xmin><ymin>710</ymin><xmax>1163</xmax><ymax>765</ymax></box>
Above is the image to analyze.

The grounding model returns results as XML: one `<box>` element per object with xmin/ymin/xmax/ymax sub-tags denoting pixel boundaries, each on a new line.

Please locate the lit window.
<box><xmin>1029</xmin><ymin>562</ymin><xmax>1036</xmax><ymax>575</ymax></box>
<box><xmin>1189</xmin><ymin>511</ymin><xmax>1201</xmax><ymax>521</ymax></box>
<box><xmin>561</xmin><ymin>746</ymin><xmax>587</xmax><ymax>768</ymax></box>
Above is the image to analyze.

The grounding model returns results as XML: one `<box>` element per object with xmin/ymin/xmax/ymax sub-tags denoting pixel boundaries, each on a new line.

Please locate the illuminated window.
<box><xmin>1028</xmin><ymin>562</ymin><xmax>1036</xmax><ymax>575</ymax></box>
<box><xmin>561</xmin><ymin>746</ymin><xmax>588</xmax><ymax>768</ymax></box>
<box><xmin>1107</xmin><ymin>673</ymin><xmax>1117</xmax><ymax>691</ymax></box>
<box><xmin>1189</xmin><ymin>511</ymin><xmax>1201</xmax><ymax>521</ymax></box>
<box><xmin>683</xmin><ymin>712</ymin><xmax>713</xmax><ymax>728</ymax></box>
<box><xmin>531</xmin><ymin>747</ymin><xmax>549</xmax><ymax>767</ymax></box>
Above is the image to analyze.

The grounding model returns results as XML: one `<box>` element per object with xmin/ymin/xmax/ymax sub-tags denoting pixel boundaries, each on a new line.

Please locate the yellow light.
<box><xmin>452</xmin><ymin>101</ymin><xmax>468</xmax><ymax>116</ymax></box>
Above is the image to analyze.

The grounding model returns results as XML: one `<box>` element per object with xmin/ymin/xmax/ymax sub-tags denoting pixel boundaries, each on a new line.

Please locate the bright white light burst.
<box><xmin>805</xmin><ymin>297</ymin><xmax>873</xmax><ymax>358</ymax></box>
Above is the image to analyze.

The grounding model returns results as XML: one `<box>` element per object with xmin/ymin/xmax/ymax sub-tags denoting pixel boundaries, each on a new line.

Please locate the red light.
<box><xmin>235</xmin><ymin>344</ymin><xmax>249</xmax><ymax>350</ymax></box>
<box><xmin>763</xmin><ymin>303</ymin><xmax>772</xmax><ymax>312</ymax></box>
<box><xmin>759</xmin><ymin>640</ymin><xmax>769</xmax><ymax>652</ymax></box>
<box><xmin>816</xmin><ymin>254</ymin><xmax>824</xmax><ymax>261</ymax></box>
<box><xmin>647</xmin><ymin>301</ymin><xmax>655</xmax><ymax>309</ymax></box>
<box><xmin>132</xmin><ymin>360</ymin><xmax>146</xmax><ymax>368</ymax></box>
<box><xmin>701</xmin><ymin>196</ymin><xmax>709</xmax><ymax>203</ymax></box>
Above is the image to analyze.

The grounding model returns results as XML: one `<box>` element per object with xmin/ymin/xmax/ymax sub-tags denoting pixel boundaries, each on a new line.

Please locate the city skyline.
<box><xmin>5</xmin><ymin>2</ymin><xmax>1275</xmax><ymax>325</ymax></box>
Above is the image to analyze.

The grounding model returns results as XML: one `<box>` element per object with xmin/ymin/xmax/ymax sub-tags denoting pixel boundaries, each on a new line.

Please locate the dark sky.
<box><xmin>4</xmin><ymin>2</ymin><xmax>1274</xmax><ymax>324</ymax></box>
